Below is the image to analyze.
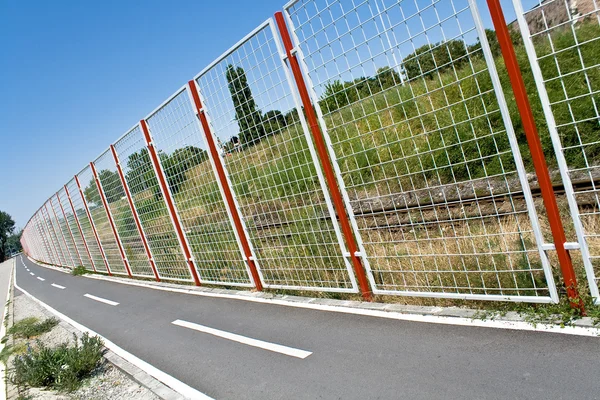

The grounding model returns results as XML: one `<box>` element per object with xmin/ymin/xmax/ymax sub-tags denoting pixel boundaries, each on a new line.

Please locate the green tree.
<box><xmin>95</xmin><ymin>170</ymin><xmax>125</xmax><ymax>204</ymax></box>
<box><xmin>262</xmin><ymin>110</ymin><xmax>286</xmax><ymax>136</ymax></box>
<box><xmin>5</xmin><ymin>230</ymin><xmax>23</xmax><ymax>257</ymax></box>
<box><xmin>125</xmin><ymin>149</ymin><xmax>159</xmax><ymax>196</ymax></box>
<box><xmin>226</xmin><ymin>65</ymin><xmax>264</xmax><ymax>145</ymax></box>
<box><xmin>0</xmin><ymin>211</ymin><xmax>16</xmax><ymax>262</ymax></box>
<box><xmin>83</xmin><ymin>179</ymin><xmax>101</xmax><ymax>206</ymax></box>
<box><xmin>402</xmin><ymin>39</ymin><xmax>469</xmax><ymax>80</ymax></box>
<box><xmin>162</xmin><ymin>146</ymin><xmax>209</xmax><ymax>194</ymax></box>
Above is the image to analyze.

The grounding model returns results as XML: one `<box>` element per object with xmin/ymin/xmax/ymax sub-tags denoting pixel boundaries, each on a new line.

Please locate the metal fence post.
<box><xmin>186</xmin><ymin>80</ymin><xmax>263</xmax><ymax>290</ymax></box>
<box><xmin>90</xmin><ymin>161</ymin><xmax>133</xmax><ymax>277</ymax></box>
<box><xmin>484</xmin><ymin>0</ymin><xmax>584</xmax><ymax>312</ymax></box>
<box><xmin>274</xmin><ymin>11</ymin><xmax>372</xmax><ymax>301</ymax></box>
<box><xmin>110</xmin><ymin>144</ymin><xmax>161</xmax><ymax>281</ymax></box>
<box><xmin>139</xmin><ymin>119</ymin><xmax>202</xmax><ymax>286</ymax></box>
<box><xmin>64</xmin><ymin>184</ymin><xmax>97</xmax><ymax>271</ymax></box>
<box><xmin>75</xmin><ymin>174</ymin><xmax>112</xmax><ymax>275</ymax></box>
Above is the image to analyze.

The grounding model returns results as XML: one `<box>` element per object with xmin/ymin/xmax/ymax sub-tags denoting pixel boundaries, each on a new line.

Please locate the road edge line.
<box><xmin>13</xmin><ymin>277</ymin><xmax>213</xmax><ymax>400</ymax></box>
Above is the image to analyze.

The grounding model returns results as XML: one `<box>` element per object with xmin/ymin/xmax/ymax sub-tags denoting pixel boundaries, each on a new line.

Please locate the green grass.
<box><xmin>8</xmin><ymin>317</ymin><xmax>59</xmax><ymax>339</ymax></box>
<box><xmin>11</xmin><ymin>333</ymin><xmax>104</xmax><ymax>393</ymax></box>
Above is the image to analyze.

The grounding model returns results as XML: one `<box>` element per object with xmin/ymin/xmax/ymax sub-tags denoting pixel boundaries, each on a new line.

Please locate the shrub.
<box><xmin>12</xmin><ymin>333</ymin><xmax>104</xmax><ymax>392</ymax></box>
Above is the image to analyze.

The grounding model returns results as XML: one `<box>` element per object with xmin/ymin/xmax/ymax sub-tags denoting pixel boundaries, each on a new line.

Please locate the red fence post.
<box><xmin>485</xmin><ymin>0</ymin><xmax>584</xmax><ymax>312</ymax></box>
<box><xmin>90</xmin><ymin>161</ymin><xmax>133</xmax><ymax>278</ymax></box>
<box><xmin>187</xmin><ymin>80</ymin><xmax>263</xmax><ymax>291</ymax></box>
<box><xmin>274</xmin><ymin>12</ymin><xmax>372</xmax><ymax>301</ymax></box>
<box><xmin>75</xmin><ymin>174</ymin><xmax>112</xmax><ymax>275</ymax></box>
<box><xmin>110</xmin><ymin>144</ymin><xmax>161</xmax><ymax>281</ymax></box>
<box><xmin>139</xmin><ymin>119</ymin><xmax>201</xmax><ymax>286</ymax></box>
<box><xmin>56</xmin><ymin>193</ymin><xmax>84</xmax><ymax>267</ymax></box>
<box><xmin>64</xmin><ymin>184</ymin><xmax>97</xmax><ymax>271</ymax></box>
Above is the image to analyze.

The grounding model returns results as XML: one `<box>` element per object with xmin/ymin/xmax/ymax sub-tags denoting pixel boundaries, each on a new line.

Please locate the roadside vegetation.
<box><xmin>12</xmin><ymin>333</ymin><xmax>104</xmax><ymax>393</ymax></box>
<box><xmin>71</xmin><ymin>265</ymin><xmax>89</xmax><ymax>276</ymax></box>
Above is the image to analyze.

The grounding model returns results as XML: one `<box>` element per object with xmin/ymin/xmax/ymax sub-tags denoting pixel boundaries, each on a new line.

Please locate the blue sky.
<box><xmin>0</xmin><ymin>0</ymin><xmax>529</xmax><ymax>230</ymax></box>
<box><xmin>0</xmin><ymin>0</ymin><xmax>285</xmax><ymax>229</ymax></box>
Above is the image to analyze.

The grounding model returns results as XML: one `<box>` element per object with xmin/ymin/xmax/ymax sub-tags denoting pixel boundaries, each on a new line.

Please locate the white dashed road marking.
<box><xmin>172</xmin><ymin>319</ymin><xmax>312</xmax><ymax>359</ymax></box>
<box><xmin>84</xmin><ymin>294</ymin><xmax>119</xmax><ymax>306</ymax></box>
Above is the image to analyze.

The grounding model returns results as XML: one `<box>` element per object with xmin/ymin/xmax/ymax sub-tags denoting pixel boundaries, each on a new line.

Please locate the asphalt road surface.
<box><xmin>13</xmin><ymin>255</ymin><xmax>600</xmax><ymax>399</ymax></box>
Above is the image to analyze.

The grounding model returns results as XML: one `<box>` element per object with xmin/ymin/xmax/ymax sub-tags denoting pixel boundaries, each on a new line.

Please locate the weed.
<box><xmin>8</xmin><ymin>317</ymin><xmax>59</xmax><ymax>339</ymax></box>
<box><xmin>11</xmin><ymin>333</ymin><xmax>104</xmax><ymax>393</ymax></box>
<box><xmin>71</xmin><ymin>266</ymin><xmax>88</xmax><ymax>276</ymax></box>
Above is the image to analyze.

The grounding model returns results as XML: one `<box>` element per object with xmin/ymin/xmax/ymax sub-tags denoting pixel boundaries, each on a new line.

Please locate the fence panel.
<box><xmin>41</xmin><ymin>203</ymin><xmax>67</xmax><ymax>267</ymax></box>
<box><xmin>58</xmin><ymin>187</ymin><xmax>94</xmax><ymax>270</ymax></box>
<box><xmin>283</xmin><ymin>0</ymin><xmax>557</xmax><ymax>301</ymax></box>
<box><xmin>94</xmin><ymin>149</ymin><xmax>155</xmax><ymax>278</ymax></box>
<box><xmin>510</xmin><ymin>0</ymin><xmax>600</xmax><ymax>302</ymax></box>
<box><xmin>114</xmin><ymin>126</ymin><xmax>192</xmax><ymax>281</ymax></box>
<box><xmin>50</xmin><ymin>195</ymin><xmax>77</xmax><ymax>267</ymax></box>
<box><xmin>56</xmin><ymin>189</ymin><xmax>84</xmax><ymax>266</ymax></box>
<box><xmin>66</xmin><ymin>179</ymin><xmax>106</xmax><ymax>272</ymax></box>
<box><xmin>145</xmin><ymin>87</ymin><xmax>253</xmax><ymax>286</ymax></box>
<box><xmin>195</xmin><ymin>20</ymin><xmax>358</xmax><ymax>292</ymax></box>
<box><xmin>33</xmin><ymin>213</ymin><xmax>53</xmax><ymax>264</ymax></box>
<box><xmin>48</xmin><ymin>199</ymin><xmax>74</xmax><ymax>266</ymax></box>
<box><xmin>77</xmin><ymin>166</ymin><xmax>126</xmax><ymax>274</ymax></box>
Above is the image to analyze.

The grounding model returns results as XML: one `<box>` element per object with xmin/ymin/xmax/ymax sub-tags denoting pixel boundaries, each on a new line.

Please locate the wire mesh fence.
<box><xmin>66</xmin><ymin>178</ymin><xmax>106</xmax><ymax>272</ymax></box>
<box><xmin>114</xmin><ymin>126</ymin><xmax>192</xmax><ymax>281</ymax></box>
<box><xmin>145</xmin><ymin>87</ymin><xmax>253</xmax><ymax>286</ymax></box>
<box><xmin>58</xmin><ymin>187</ymin><xmax>92</xmax><ymax>269</ymax></box>
<box><xmin>93</xmin><ymin>149</ymin><xmax>155</xmax><ymax>278</ymax></box>
<box><xmin>510</xmin><ymin>0</ymin><xmax>600</xmax><ymax>302</ymax></box>
<box><xmin>195</xmin><ymin>20</ymin><xmax>358</xmax><ymax>292</ymax></box>
<box><xmin>77</xmin><ymin>166</ymin><xmax>126</xmax><ymax>274</ymax></box>
<box><xmin>41</xmin><ymin>203</ymin><xmax>67</xmax><ymax>267</ymax></box>
<box><xmin>49</xmin><ymin>198</ymin><xmax>75</xmax><ymax>267</ymax></box>
<box><xmin>283</xmin><ymin>0</ymin><xmax>557</xmax><ymax>300</ymax></box>
<box><xmin>33</xmin><ymin>213</ymin><xmax>55</xmax><ymax>265</ymax></box>
<box><xmin>50</xmin><ymin>195</ymin><xmax>78</xmax><ymax>267</ymax></box>
<box><xmin>21</xmin><ymin>0</ymin><xmax>600</xmax><ymax>305</ymax></box>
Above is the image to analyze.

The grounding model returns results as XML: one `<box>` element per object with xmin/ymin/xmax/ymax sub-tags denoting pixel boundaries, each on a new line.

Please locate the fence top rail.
<box><xmin>193</xmin><ymin>19</ymin><xmax>272</xmax><ymax>81</ymax></box>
